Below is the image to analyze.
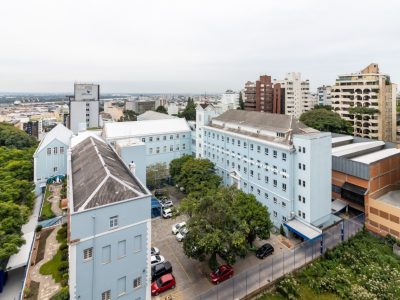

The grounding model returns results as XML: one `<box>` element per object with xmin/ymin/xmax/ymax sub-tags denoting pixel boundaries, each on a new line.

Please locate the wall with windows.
<box><xmin>34</xmin><ymin>138</ymin><xmax>68</xmax><ymax>194</ymax></box>
<box><xmin>70</xmin><ymin>100</ymin><xmax>99</xmax><ymax>134</ymax></box>
<box><xmin>69</xmin><ymin>195</ymin><xmax>151</xmax><ymax>300</ymax></box>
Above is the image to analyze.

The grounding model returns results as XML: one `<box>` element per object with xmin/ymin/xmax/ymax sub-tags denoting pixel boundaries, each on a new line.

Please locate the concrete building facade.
<box><xmin>317</xmin><ymin>85</ymin><xmax>332</xmax><ymax>106</ymax></box>
<box><xmin>69</xmin><ymin>83</ymin><xmax>100</xmax><ymax>134</ymax></box>
<box><xmin>331</xmin><ymin>63</ymin><xmax>397</xmax><ymax>142</ymax></box>
<box><xmin>68</xmin><ymin>135</ymin><xmax>151</xmax><ymax>300</ymax></box>
<box><xmin>196</xmin><ymin>109</ymin><xmax>333</xmax><ymax>237</ymax></box>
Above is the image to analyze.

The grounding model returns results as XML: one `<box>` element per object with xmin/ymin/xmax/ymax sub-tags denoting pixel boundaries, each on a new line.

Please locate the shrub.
<box><xmin>59</xmin><ymin>243</ymin><xmax>68</xmax><ymax>251</ymax></box>
<box><xmin>35</xmin><ymin>225</ymin><xmax>43</xmax><ymax>233</ymax></box>
<box><xmin>276</xmin><ymin>275</ymin><xmax>299</xmax><ymax>300</ymax></box>
<box><xmin>58</xmin><ymin>261</ymin><xmax>69</xmax><ymax>273</ymax></box>
<box><xmin>23</xmin><ymin>287</ymin><xmax>31</xmax><ymax>298</ymax></box>
<box><xmin>280</xmin><ymin>224</ymin><xmax>286</xmax><ymax>237</ymax></box>
<box><xmin>50</xmin><ymin>287</ymin><xmax>69</xmax><ymax>300</ymax></box>
<box><xmin>61</xmin><ymin>249</ymin><xmax>68</xmax><ymax>261</ymax></box>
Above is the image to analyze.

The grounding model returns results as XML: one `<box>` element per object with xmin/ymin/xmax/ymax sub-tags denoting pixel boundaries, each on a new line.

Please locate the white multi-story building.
<box><xmin>68</xmin><ymin>134</ymin><xmax>151</xmax><ymax>300</ymax></box>
<box><xmin>219</xmin><ymin>90</ymin><xmax>240</xmax><ymax>111</ymax></box>
<box><xmin>196</xmin><ymin>109</ymin><xmax>333</xmax><ymax>239</ymax></box>
<box><xmin>69</xmin><ymin>83</ymin><xmax>100</xmax><ymax>134</ymax></box>
<box><xmin>331</xmin><ymin>63</ymin><xmax>397</xmax><ymax>142</ymax></box>
<box><xmin>317</xmin><ymin>85</ymin><xmax>332</xmax><ymax>106</ymax></box>
<box><xmin>274</xmin><ymin>72</ymin><xmax>315</xmax><ymax>118</ymax></box>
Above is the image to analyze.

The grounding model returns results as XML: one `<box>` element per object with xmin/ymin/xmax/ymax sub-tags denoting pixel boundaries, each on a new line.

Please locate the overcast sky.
<box><xmin>1</xmin><ymin>0</ymin><xmax>399</xmax><ymax>93</ymax></box>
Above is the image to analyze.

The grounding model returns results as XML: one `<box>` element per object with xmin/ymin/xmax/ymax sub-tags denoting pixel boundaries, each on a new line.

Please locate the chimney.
<box><xmin>129</xmin><ymin>161</ymin><xmax>136</xmax><ymax>175</ymax></box>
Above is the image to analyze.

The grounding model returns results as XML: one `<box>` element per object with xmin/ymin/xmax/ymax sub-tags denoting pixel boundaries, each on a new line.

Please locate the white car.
<box><xmin>172</xmin><ymin>222</ymin><xmax>186</xmax><ymax>235</ymax></box>
<box><xmin>162</xmin><ymin>208</ymin><xmax>172</xmax><ymax>219</ymax></box>
<box><xmin>151</xmin><ymin>255</ymin><xmax>165</xmax><ymax>267</ymax></box>
<box><xmin>160</xmin><ymin>200</ymin><xmax>173</xmax><ymax>208</ymax></box>
<box><xmin>176</xmin><ymin>227</ymin><xmax>189</xmax><ymax>242</ymax></box>
<box><xmin>151</xmin><ymin>247</ymin><xmax>160</xmax><ymax>256</ymax></box>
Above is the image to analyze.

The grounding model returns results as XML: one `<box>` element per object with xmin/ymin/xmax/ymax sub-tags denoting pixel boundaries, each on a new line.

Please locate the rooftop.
<box><xmin>70</xmin><ymin>136</ymin><xmax>148</xmax><ymax>212</ymax></box>
<box><xmin>103</xmin><ymin>118</ymin><xmax>191</xmax><ymax>140</ymax></box>
<box><xmin>35</xmin><ymin>124</ymin><xmax>73</xmax><ymax>154</ymax></box>
<box><xmin>376</xmin><ymin>190</ymin><xmax>400</xmax><ymax>208</ymax></box>
<box><xmin>137</xmin><ymin>110</ymin><xmax>177</xmax><ymax>121</ymax></box>
<box><xmin>209</xmin><ymin>110</ymin><xmax>319</xmax><ymax>145</ymax></box>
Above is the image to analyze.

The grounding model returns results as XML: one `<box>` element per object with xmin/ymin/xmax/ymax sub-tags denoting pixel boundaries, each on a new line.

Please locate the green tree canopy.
<box><xmin>179</xmin><ymin>97</ymin><xmax>196</xmax><ymax>121</ymax></box>
<box><xmin>169</xmin><ymin>155</ymin><xmax>194</xmax><ymax>182</ymax></box>
<box><xmin>180</xmin><ymin>186</ymin><xmax>272</xmax><ymax>267</ymax></box>
<box><xmin>146</xmin><ymin>163</ymin><xmax>169</xmax><ymax>190</ymax></box>
<box><xmin>155</xmin><ymin>105</ymin><xmax>168</xmax><ymax>114</ymax></box>
<box><xmin>175</xmin><ymin>158</ymin><xmax>221</xmax><ymax>194</ymax></box>
<box><xmin>238</xmin><ymin>91</ymin><xmax>244</xmax><ymax>110</ymax></box>
<box><xmin>119</xmin><ymin>110</ymin><xmax>138</xmax><ymax>122</ymax></box>
<box><xmin>300</xmin><ymin>108</ymin><xmax>352</xmax><ymax>134</ymax></box>
<box><xmin>0</xmin><ymin>123</ymin><xmax>37</xmax><ymax>148</ymax></box>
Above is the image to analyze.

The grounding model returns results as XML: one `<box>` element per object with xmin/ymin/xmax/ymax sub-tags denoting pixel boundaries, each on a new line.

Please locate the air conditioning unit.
<box><xmin>289</xmin><ymin>211</ymin><xmax>295</xmax><ymax>220</ymax></box>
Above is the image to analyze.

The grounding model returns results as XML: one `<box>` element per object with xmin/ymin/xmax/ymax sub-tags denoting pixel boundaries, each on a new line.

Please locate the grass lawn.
<box><xmin>257</xmin><ymin>285</ymin><xmax>339</xmax><ymax>300</ymax></box>
<box><xmin>40</xmin><ymin>186</ymin><xmax>55</xmax><ymax>220</ymax></box>
<box><xmin>39</xmin><ymin>250</ymin><xmax>63</xmax><ymax>283</ymax></box>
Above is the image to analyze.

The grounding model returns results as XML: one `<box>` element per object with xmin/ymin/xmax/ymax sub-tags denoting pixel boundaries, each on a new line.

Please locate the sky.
<box><xmin>0</xmin><ymin>0</ymin><xmax>399</xmax><ymax>94</ymax></box>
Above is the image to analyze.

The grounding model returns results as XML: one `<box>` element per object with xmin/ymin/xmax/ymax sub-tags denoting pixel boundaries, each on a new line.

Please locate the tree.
<box><xmin>176</xmin><ymin>158</ymin><xmax>221</xmax><ymax>194</ymax></box>
<box><xmin>119</xmin><ymin>110</ymin><xmax>137</xmax><ymax>122</ymax></box>
<box><xmin>146</xmin><ymin>163</ymin><xmax>169</xmax><ymax>190</ymax></box>
<box><xmin>155</xmin><ymin>105</ymin><xmax>168</xmax><ymax>114</ymax></box>
<box><xmin>169</xmin><ymin>155</ymin><xmax>194</xmax><ymax>183</ymax></box>
<box><xmin>0</xmin><ymin>123</ymin><xmax>37</xmax><ymax>148</ymax></box>
<box><xmin>179</xmin><ymin>97</ymin><xmax>196</xmax><ymax>121</ymax></box>
<box><xmin>238</xmin><ymin>91</ymin><xmax>245</xmax><ymax>110</ymax></box>
<box><xmin>300</xmin><ymin>108</ymin><xmax>352</xmax><ymax>134</ymax></box>
<box><xmin>180</xmin><ymin>186</ymin><xmax>272</xmax><ymax>267</ymax></box>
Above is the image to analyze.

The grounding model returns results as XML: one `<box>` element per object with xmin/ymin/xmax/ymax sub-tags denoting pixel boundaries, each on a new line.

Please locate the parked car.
<box><xmin>151</xmin><ymin>261</ymin><xmax>172</xmax><ymax>281</ymax></box>
<box><xmin>176</xmin><ymin>227</ymin><xmax>188</xmax><ymax>242</ymax></box>
<box><xmin>151</xmin><ymin>247</ymin><xmax>160</xmax><ymax>256</ymax></box>
<box><xmin>160</xmin><ymin>199</ymin><xmax>173</xmax><ymax>208</ymax></box>
<box><xmin>151</xmin><ymin>273</ymin><xmax>176</xmax><ymax>296</ymax></box>
<box><xmin>210</xmin><ymin>265</ymin><xmax>234</xmax><ymax>284</ymax></box>
<box><xmin>256</xmin><ymin>243</ymin><xmax>274</xmax><ymax>259</ymax></box>
<box><xmin>172</xmin><ymin>222</ymin><xmax>186</xmax><ymax>235</ymax></box>
<box><xmin>162</xmin><ymin>208</ymin><xmax>172</xmax><ymax>219</ymax></box>
<box><xmin>151</xmin><ymin>255</ymin><xmax>165</xmax><ymax>267</ymax></box>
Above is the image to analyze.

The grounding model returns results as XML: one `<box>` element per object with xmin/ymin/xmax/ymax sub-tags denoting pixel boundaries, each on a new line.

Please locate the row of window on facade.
<box><xmin>47</xmin><ymin>146</ymin><xmax>65</xmax><ymax>155</ymax></box>
<box><xmin>101</xmin><ymin>275</ymin><xmax>142</xmax><ymax>300</ymax></box>
<box><xmin>141</xmin><ymin>134</ymin><xmax>186</xmax><ymax>143</ymax></box>
<box><xmin>149</xmin><ymin>144</ymin><xmax>186</xmax><ymax>154</ymax></box>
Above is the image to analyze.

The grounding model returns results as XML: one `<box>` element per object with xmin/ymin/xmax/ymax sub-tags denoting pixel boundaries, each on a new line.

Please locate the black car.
<box><xmin>151</xmin><ymin>261</ymin><xmax>173</xmax><ymax>282</ymax></box>
<box><xmin>256</xmin><ymin>243</ymin><xmax>274</xmax><ymax>259</ymax></box>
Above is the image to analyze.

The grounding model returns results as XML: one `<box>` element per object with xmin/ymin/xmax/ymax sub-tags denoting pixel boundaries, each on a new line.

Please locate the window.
<box><xmin>265</xmin><ymin>148</ymin><xmax>269</xmax><ymax>155</ymax></box>
<box><xmin>250</xmin><ymin>186</ymin><xmax>254</xmax><ymax>192</ymax></box>
<box><xmin>102</xmin><ymin>290</ymin><xmax>111</xmax><ymax>300</ymax></box>
<box><xmin>47</xmin><ymin>148</ymin><xmax>51</xmax><ymax>155</ymax></box>
<box><xmin>163</xmin><ymin>136</ymin><xmax>167</xmax><ymax>140</ymax></box>
<box><xmin>302</xmin><ymin>212</ymin><xmax>306</xmax><ymax>219</ymax></box>
<box><xmin>298</xmin><ymin>146</ymin><xmax>301</xmax><ymax>152</ymax></box>
<box><xmin>183</xmin><ymin>144</ymin><xmax>186</xmax><ymax>150</ymax></box>
<box><xmin>298</xmin><ymin>210</ymin><xmax>301</xmax><ymax>216</ymax></box>
<box><xmin>264</xmin><ymin>193</ymin><xmax>269</xmax><ymax>199</ymax></box>
<box><xmin>83</xmin><ymin>247</ymin><xmax>93</xmax><ymax>260</ymax></box>
<box><xmin>257</xmin><ymin>189</ymin><xmax>260</xmax><ymax>195</ymax></box>
<box><xmin>282</xmin><ymin>169</ymin><xmax>287</xmax><ymax>178</ymax></box>
<box><xmin>53</xmin><ymin>167</ymin><xmax>58</xmax><ymax>172</ymax></box>
<box><xmin>244</xmin><ymin>182</ymin><xmax>247</xmax><ymax>188</ymax></box>
<box><xmin>176</xmin><ymin>145</ymin><xmax>179</xmax><ymax>150</ymax></box>
<box><xmin>133</xmin><ymin>276</ymin><xmax>142</xmax><ymax>289</ymax></box>
<box><xmin>149</xmin><ymin>137</ymin><xmax>153</xmax><ymax>142</ymax></box>
<box><xmin>302</xmin><ymin>147</ymin><xmax>306</xmax><ymax>153</ymax></box>
<box><xmin>134</xmin><ymin>235</ymin><xmax>142</xmax><ymax>252</ymax></box>
<box><xmin>298</xmin><ymin>195</ymin><xmax>301</xmax><ymax>202</ymax></box>
<box><xmin>60</xmin><ymin>147</ymin><xmax>64</xmax><ymax>154</ymax></box>
<box><xmin>265</xmin><ymin>176</ymin><xmax>269</xmax><ymax>183</ymax></box>
<box><xmin>273</xmin><ymin>179</ymin><xmax>277</xmax><ymax>187</ymax></box>
<box><xmin>282</xmin><ymin>153</ymin><xmax>286</xmax><ymax>161</ymax></box>
<box><xmin>237</xmin><ymin>140</ymin><xmax>240</xmax><ymax>146</ymax></box>
<box><xmin>250</xmin><ymin>144</ymin><xmax>253</xmax><ymax>151</ymax></box>
<box><xmin>273</xmin><ymin>211</ymin><xmax>277</xmax><ymax>217</ymax></box>
<box><xmin>117</xmin><ymin>240</ymin><xmax>126</xmax><ymax>259</ymax></box>
<box><xmin>303</xmin><ymin>181</ymin><xmax>305</xmax><ymax>187</ymax></box>
<box><xmin>149</xmin><ymin>148</ymin><xmax>153</xmax><ymax>154</ymax></box>
<box><xmin>282</xmin><ymin>216</ymin><xmax>287</xmax><ymax>222</ymax></box>
<box><xmin>102</xmin><ymin>245</ymin><xmax>111</xmax><ymax>264</ymax></box>
<box><xmin>227</xmin><ymin>137</ymin><xmax>230</xmax><ymax>143</ymax></box>
<box><xmin>118</xmin><ymin>277</ymin><xmax>126</xmax><ymax>296</ymax></box>
<box><xmin>273</xmin><ymin>150</ymin><xmax>277</xmax><ymax>158</ymax></box>
<box><xmin>232</xmin><ymin>138</ymin><xmax>235</xmax><ymax>145</ymax></box>
<box><xmin>170</xmin><ymin>135</ymin><xmax>173</xmax><ymax>140</ymax></box>
<box><xmin>170</xmin><ymin>145</ymin><xmax>173</xmax><ymax>151</ymax></box>
<box><xmin>163</xmin><ymin>146</ymin><xmax>167</xmax><ymax>152</ymax></box>
<box><xmin>244</xmin><ymin>142</ymin><xmax>247</xmax><ymax>148</ymax></box>
<box><xmin>257</xmin><ymin>145</ymin><xmax>261</xmax><ymax>153</ymax></box>
<box><xmin>109</xmin><ymin>216</ymin><xmax>118</xmax><ymax>229</ymax></box>
<box><xmin>250</xmin><ymin>170</ymin><xmax>254</xmax><ymax>177</ymax></box>
<box><xmin>303</xmin><ymin>197</ymin><xmax>305</xmax><ymax>203</ymax></box>
<box><xmin>282</xmin><ymin>183</ymin><xmax>287</xmax><ymax>191</ymax></box>
<box><xmin>273</xmin><ymin>197</ymin><xmax>277</xmax><ymax>204</ymax></box>
<box><xmin>244</xmin><ymin>167</ymin><xmax>247</xmax><ymax>174</ymax></box>
<box><xmin>156</xmin><ymin>137</ymin><xmax>160</xmax><ymax>141</ymax></box>
<box><xmin>298</xmin><ymin>179</ymin><xmax>301</xmax><ymax>186</ymax></box>
<box><xmin>176</xmin><ymin>134</ymin><xmax>179</xmax><ymax>138</ymax></box>
<box><xmin>156</xmin><ymin>147</ymin><xmax>160</xmax><ymax>154</ymax></box>
<box><xmin>298</xmin><ymin>163</ymin><xmax>301</xmax><ymax>169</ymax></box>
<box><xmin>303</xmin><ymin>164</ymin><xmax>306</xmax><ymax>171</ymax></box>
<box><xmin>53</xmin><ymin>147</ymin><xmax>57</xmax><ymax>154</ymax></box>
<box><xmin>282</xmin><ymin>202</ymin><xmax>286</xmax><ymax>207</ymax></box>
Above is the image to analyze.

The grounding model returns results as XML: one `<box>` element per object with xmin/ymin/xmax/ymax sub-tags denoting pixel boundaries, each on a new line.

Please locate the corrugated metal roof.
<box><xmin>351</xmin><ymin>148</ymin><xmax>400</xmax><ymax>164</ymax></box>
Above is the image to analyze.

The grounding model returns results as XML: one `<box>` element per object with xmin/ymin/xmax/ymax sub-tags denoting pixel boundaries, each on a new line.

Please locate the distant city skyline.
<box><xmin>1</xmin><ymin>0</ymin><xmax>399</xmax><ymax>93</ymax></box>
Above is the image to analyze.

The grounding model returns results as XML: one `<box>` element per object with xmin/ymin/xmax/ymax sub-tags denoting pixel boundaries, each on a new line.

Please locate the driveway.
<box><xmin>151</xmin><ymin>214</ymin><xmax>289</xmax><ymax>300</ymax></box>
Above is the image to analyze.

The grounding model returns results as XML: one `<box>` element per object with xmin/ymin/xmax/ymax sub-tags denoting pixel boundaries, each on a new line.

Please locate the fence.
<box><xmin>193</xmin><ymin>214</ymin><xmax>364</xmax><ymax>300</ymax></box>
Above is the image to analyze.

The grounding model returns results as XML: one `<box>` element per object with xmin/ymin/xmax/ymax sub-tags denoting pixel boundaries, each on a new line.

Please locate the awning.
<box><xmin>284</xmin><ymin>218</ymin><xmax>322</xmax><ymax>241</ymax></box>
<box><xmin>342</xmin><ymin>182</ymin><xmax>367</xmax><ymax>196</ymax></box>
<box><xmin>6</xmin><ymin>232</ymin><xmax>35</xmax><ymax>270</ymax></box>
<box><xmin>331</xmin><ymin>199</ymin><xmax>348</xmax><ymax>213</ymax></box>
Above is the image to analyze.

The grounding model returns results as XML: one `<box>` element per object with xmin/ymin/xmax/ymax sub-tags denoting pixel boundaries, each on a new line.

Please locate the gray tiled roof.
<box><xmin>71</xmin><ymin>137</ymin><xmax>147</xmax><ymax>212</ymax></box>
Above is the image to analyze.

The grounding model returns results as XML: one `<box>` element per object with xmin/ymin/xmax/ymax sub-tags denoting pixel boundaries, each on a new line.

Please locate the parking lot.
<box><xmin>151</xmin><ymin>210</ymin><xmax>290</xmax><ymax>300</ymax></box>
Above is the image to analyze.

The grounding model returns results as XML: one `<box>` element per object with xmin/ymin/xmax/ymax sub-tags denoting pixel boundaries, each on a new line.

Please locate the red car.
<box><xmin>151</xmin><ymin>273</ymin><xmax>176</xmax><ymax>296</ymax></box>
<box><xmin>210</xmin><ymin>265</ymin><xmax>234</xmax><ymax>284</ymax></box>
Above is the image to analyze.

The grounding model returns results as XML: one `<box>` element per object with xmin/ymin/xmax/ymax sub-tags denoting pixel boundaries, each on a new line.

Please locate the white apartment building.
<box><xmin>317</xmin><ymin>85</ymin><xmax>332</xmax><ymax>106</ymax></box>
<box><xmin>274</xmin><ymin>72</ymin><xmax>315</xmax><ymax>118</ymax></box>
<box><xmin>69</xmin><ymin>83</ymin><xmax>100</xmax><ymax>134</ymax></box>
<box><xmin>219</xmin><ymin>90</ymin><xmax>240</xmax><ymax>111</ymax></box>
<box><xmin>331</xmin><ymin>63</ymin><xmax>397</xmax><ymax>142</ymax></box>
<box><xmin>196</xmin><ymin>108</ymin><xmax>334</xmax><ymax>239</ymax></box>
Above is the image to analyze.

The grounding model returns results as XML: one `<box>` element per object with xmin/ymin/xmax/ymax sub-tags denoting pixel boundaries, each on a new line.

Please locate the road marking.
<box><xmin>166</xmin><ymin>239</ymin><xmax>191</xmax><ymax>281</ymax></box>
